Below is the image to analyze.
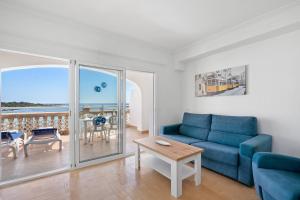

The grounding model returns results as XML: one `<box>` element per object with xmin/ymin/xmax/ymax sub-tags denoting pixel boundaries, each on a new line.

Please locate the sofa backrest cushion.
<box><xmin>179</xmin><ymin>113</ymin><xmax>211</xmax><ymax>140</ymax></box>
<box><xmin>208</xmin><ymin>115</ymin><xmax>258</xmax><ymax>147</ymax></box>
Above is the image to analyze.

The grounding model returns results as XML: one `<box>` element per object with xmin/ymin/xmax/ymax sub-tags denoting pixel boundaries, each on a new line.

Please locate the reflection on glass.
<box><xmin>79</xmin><ymin>66</ymin><xmax>122</xmax><ymax>162</ymax></box>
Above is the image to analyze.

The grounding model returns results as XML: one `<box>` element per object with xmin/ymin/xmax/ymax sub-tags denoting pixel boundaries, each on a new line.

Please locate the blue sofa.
<box><xmin>253</xmin><ymin>152</ymin><xmax>300</xmax><ymax>200</ymax></box>
<box><xmin>160</xmin><ymin>113</ymin><xmax>272</xmax><ymax>186</ymax></box>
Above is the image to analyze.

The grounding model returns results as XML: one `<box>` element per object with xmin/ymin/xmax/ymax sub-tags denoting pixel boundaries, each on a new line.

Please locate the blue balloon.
<box><xmin>100</xmin><ymin>117</ymin><xmax>106</xmax><ymax>124</ymax></box>
<box><xmin>101</xmin><ymin>82</ymin><xmax>107</xmax><ymax>88</ymax></box>
<box><xmin>94</xmin><ymin>86</ymin><xmax>101</xmax><ymax>92</ymax></box>
<box><xmin>93</xmin><ymin>116</ymin><xmax>106</xmax><ymax>126</ymax></box>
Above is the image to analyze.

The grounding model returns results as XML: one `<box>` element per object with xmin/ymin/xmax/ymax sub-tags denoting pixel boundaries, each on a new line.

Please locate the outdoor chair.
<box><xmin>1</xmin><ymin>130</ymin><xmax>25</xmax><ymax>159</ymax></box>
<box><xmin>107</xmin><ymin>115</ymin><xmax>118</xmax><ymax>143</ymax></box>
<box><xmin>90</xmin><ymin>116</ymin><xmax>107</xmax><ymax>143</ymax></box>
<box><xmin>24</xmin><ymin>127</ymin><xmax>62</xmax><ymax>157</ymax></box>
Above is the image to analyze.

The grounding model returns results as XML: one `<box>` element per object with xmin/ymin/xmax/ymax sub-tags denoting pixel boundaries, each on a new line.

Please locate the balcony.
<box><xmin>0</xmin><ymin>110</ymin><xmax>148</xmax><ymax>182</ymax></box>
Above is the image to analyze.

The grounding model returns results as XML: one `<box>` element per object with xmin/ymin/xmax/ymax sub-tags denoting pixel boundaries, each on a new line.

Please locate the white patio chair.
<box><xmin>106</xmin><ymin>115</ymin><xmax>118</xmax><ymax>143</ymax></box>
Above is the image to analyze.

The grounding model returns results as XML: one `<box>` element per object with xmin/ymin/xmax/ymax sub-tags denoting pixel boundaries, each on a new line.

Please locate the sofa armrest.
<box><xmin>240</xmin><ymin>134</ymin><xmax>272</xmax><ymax>158</ymax></box>
<box><xmin>253</xmin><ymin>152</ymin><xmax>300</xmax><ymax>172</ymax></box>
<box><xmin>160</xmin><ymin>124</ymin><xmax>181</xmax><ymax>135</ymax></box>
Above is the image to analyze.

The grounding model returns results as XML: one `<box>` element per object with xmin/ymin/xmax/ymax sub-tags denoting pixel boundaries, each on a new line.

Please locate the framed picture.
<box><xmin>195</xmin><ymin>65</ymin><xmax>247</xmax><ymax>97</ymax></box>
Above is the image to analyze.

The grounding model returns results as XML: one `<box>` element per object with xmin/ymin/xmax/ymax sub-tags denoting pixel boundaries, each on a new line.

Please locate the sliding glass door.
<box><xmin>0</xmin><ymin>64</ymin><xmax>70</xmax><ymax>183</ymax></box>
<box><xmin>0</xmin><ymin>52</ymin><xmax>126</xmax><ymax>184</ymax></box>
<box><xmin>75</xmin><ymin>64</ymin><xmax>125</xmax><ymax>165</ymax></box>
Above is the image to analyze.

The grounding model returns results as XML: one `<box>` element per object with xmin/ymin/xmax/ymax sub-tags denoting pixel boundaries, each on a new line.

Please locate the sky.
<box><xmin>1</xmin><ymin>66</ymin><xmax>134</xmax><ymax>104</ymax></box>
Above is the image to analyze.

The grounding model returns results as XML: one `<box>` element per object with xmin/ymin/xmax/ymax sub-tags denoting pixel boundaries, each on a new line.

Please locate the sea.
<box><xmin>1</xmin><ymin>103</ymin><xmax>128</xmax><ymax>114</ymax></box>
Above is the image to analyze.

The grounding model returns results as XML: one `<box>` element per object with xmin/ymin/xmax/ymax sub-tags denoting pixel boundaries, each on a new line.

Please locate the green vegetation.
<box><xmin>1</xmin><ymin>102</ymin><xmax>60</xmax><ymax>107</ymax></box>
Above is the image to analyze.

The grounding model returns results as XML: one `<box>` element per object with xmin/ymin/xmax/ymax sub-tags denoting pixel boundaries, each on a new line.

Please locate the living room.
<box><xmin>0</xmin><ymin>0</ymin><xmax>299</xmax><ymax>200</ymax></box>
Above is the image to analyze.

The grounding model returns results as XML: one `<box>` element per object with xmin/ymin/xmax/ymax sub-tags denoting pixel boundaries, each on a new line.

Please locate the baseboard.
<box><xmin>126</xmin><ymin>125</ymin><xmax>149</xmax><ymax>134</ymax></box>
<box><xmin>140</xmin><ymin>130</ymin><xmax>149</xmax><ymax>134</ymax></box>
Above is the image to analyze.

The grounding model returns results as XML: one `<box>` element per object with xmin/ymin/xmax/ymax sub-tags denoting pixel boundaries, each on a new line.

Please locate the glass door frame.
<box><xmin>73</xmin><ymin>61</ymin><xmax>126</xmax><ymax>168</ymax></box>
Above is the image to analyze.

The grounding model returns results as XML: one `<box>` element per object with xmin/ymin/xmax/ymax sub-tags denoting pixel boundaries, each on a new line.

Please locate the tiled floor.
<box><xmin>1</xmin><ymin>127</ymin><xmax>148</xmax><ymax>182</ymax></box>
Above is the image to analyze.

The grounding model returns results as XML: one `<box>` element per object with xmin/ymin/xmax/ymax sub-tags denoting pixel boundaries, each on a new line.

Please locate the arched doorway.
<box><xmin>126</xmin><ymin>80</ymin><xmax>142</xmax><ymax>130</ymax></box>
<box><xmin>126</xmin><ymin>70</ymin><xmax>154</xmax><ymax>153</ymax></box>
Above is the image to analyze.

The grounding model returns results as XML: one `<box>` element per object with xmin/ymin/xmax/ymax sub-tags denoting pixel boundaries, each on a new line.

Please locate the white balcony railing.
<box><xmin>1</xmin><ymin>112</ymin><xmax>69</xmax><ymax>136</ymax></box>
<box><xmin>1</xmin><ymin>110</ymin><xmax>130</xmax><ymax>136</ymax></box>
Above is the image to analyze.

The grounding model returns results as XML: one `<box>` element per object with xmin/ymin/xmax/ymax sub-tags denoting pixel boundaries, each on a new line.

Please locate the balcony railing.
<box><xmin>1</xmin><ymin>110</ymin><xmax>130</xmax><ymax>136</ymax></box>
<box><xmin>1</xmin><ymin>112</ymin><xmax>69</xmax><ymax>136</ymax></box>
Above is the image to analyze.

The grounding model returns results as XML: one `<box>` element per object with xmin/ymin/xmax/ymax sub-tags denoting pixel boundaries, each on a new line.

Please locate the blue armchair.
<box><xmin>252</xmin><ymin>152</ymin><xmax>300</xmax><ymax>200</ymax></box>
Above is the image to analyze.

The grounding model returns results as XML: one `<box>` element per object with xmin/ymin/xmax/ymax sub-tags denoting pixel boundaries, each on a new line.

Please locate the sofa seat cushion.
<box><xmin>162</xmin><ymin>134</ymin><xmax>202</xmax><ymax>145</ymax></box>
<box><xmin>192</xmin><ymin>141</ymin><xmax>239</xmax><ymax>166</ymax></box>
<box><xmin>208</xmin><ymin>130</ymin><xmax>253</xmax><ymax>147</ymax></box>
<box><xmin>256</xmin><ymin>168</ymin><xmax>300</xmax><ymax>200</ymax></box>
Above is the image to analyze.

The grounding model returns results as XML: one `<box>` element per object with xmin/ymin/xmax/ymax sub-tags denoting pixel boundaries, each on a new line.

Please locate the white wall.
<box><xmin>128</xmin><ymin>83</ymin><xmax>142</xmax><ymax>130</ymax></box>
<box><xmin>126</xmin><ymin>70</ymin><xmax>154</xmax><ymax>133</ymax></box>
<box><xmin>182</xmin><ymin>30</ymin><xmax>300</xmax><ymax>157</ymax></box>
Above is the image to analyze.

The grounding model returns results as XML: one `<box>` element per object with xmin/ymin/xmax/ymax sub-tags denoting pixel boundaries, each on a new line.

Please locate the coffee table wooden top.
<box><xmin>133</xmin><ymin>136</ymin><xmax>203</xmax><ymax>161</ymax></box>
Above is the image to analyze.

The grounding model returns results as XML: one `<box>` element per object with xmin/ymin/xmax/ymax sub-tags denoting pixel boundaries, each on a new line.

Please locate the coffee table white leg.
<box><xmin>194</xmin><ymin>153</ymin><xmax>202</xmax><ymax>186</ymax></box>
<box><xmin>171</xmin><ymin>160</ymin><xmax>182</xmax><ymax>198</ymax></box>
<box><xmin>135</xmin><ymin>144</ymin><xmax>140</xmax><ymax>170</ymax></box>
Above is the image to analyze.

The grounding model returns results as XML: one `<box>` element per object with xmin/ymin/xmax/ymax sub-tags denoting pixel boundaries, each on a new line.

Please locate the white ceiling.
<box><xmin>6</xmin><ymin>0</ymin><xmax>296</xmax><ymax>50</ymax></box>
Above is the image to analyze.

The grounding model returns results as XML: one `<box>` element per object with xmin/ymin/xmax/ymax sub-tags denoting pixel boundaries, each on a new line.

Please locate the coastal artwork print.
<box><xmin>195</xmin><ymin>65</ymin><xmax>247</xmax><ymax>97</ymax></box>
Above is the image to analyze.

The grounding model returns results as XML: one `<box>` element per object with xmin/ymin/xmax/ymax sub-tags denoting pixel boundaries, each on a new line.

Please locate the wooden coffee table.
<box><xmin>133</xmin><ymin>136</ymin><xmax>203</xmax><ymax>198</ymax></box>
